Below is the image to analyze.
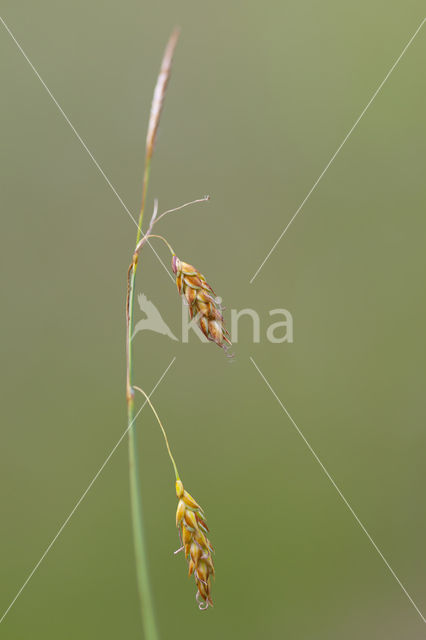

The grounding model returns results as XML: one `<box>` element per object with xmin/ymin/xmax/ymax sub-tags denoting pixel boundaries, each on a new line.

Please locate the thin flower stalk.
<box><xmin>126</xmin><ymin>196</ymin><xmax>210</xmax><ymax>337</ymax></box>
<box><xmin>133</xmin><ymin>387</ymin><xmax>215</xmax><ymax>610</ymax></box>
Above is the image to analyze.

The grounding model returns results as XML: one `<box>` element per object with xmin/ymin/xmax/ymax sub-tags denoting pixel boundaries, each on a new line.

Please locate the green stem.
<box><xmin>126</xmin><ymin>159</ymin><xmax>159</xmax><ymax>640</ymax></box>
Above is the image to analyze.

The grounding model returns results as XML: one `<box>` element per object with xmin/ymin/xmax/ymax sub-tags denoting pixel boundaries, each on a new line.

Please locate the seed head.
<box><xmin>172</xmin><ymin>256</ymin><xmax>231</xmax><ymax>351</ymax></box>
<box><xmin>175</xmin><ymin>480</ymin><xmax>214</xmax><ymax>609</ymax></box>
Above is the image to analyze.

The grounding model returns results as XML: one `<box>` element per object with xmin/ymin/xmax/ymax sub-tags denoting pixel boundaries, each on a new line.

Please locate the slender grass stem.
<box><xmin>125</xmin><ymin>29</ymin><xmax>180</xmax><ymax>639</ymax></box>
<box><xmin>126</xmin><ymin>160</ymin><xmax>160</xmax><ymax>640</ymax></box>
<box><xmin>128</xmin><ymin>402</ymin><xmax>158</xmax><ymax>638</ymax></box>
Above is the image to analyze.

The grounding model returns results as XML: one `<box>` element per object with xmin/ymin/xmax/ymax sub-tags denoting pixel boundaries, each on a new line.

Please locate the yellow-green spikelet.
<box><xmin>175</xmin><ymin>480</ymin><xmax>215</xmax><ymax>609</ymax></box>
<box><xmin>172</xmin><ymin>256</ymin><xmax>231</xmax><ymax>350</ymax></box>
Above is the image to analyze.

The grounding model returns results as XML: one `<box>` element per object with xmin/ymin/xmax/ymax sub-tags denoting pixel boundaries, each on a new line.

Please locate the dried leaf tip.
<box><xmin>172</xmin><ymin>256</ymin><xmax>232</xmax><ymax>352</ymax></box>
<box><xmin>175</xmin><ymin>480</ymin><xmax>214</xmax><ymax>610</ymax></box>
<box><xmin>146</xmin><ymin>27</ymin><xmax>180</xmax><ymax>161</ymax></box>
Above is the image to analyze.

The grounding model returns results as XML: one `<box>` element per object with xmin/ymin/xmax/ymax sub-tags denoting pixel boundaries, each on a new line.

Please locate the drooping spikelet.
<box><xmin>172</xmin><ymin>256</ymin><xmax>231</xmax><ymax>350</ymax></box>
<box><xmin>175</xmin><ymin>480</ymin><xmax>215</xmax><ymax>609</ymax></box>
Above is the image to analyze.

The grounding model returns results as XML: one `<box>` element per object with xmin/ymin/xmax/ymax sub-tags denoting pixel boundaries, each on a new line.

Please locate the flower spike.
<box><xmin>172</xmin><ymin>256</ymin><xmax>232</xmax><ymax>352</ymax></box>
<box><xmin>175</xmin><ymin>480</ymin><xmax>215</xmax><ymax>609</ymax></box>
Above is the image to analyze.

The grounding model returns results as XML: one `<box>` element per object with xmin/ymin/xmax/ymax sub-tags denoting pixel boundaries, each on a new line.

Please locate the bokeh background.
<box><xmin>1</xmin><ymin>1</ymin><xmax>425</xmax><ymax>638</ymax></box>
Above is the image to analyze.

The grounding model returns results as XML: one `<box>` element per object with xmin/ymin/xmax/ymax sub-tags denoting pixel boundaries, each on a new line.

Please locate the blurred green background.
<box><xmin>1</xmin><ymin>1</ymin><xmax>425</xmax><ymax>638</ymax></box>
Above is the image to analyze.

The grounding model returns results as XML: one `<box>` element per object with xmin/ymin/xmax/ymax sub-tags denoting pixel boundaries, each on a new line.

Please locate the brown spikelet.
<box><xmin>172</xmin><ymin>256</ymin><xmax>232</xmax><ymax>351</ymax></box>
<box><xmin>175</xmin><ymin>480</ymin><xmax>214</xmax><ymax>610</ymax></box>
<box><xmin>146</xmin><ymin>28</ymin><xmax>180</xmax><ymax>161</ymax></box>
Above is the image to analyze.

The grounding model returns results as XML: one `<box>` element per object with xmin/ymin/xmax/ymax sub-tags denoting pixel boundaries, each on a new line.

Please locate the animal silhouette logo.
<box><xmin>132</xmin><ymin>293</ymin><xmax>178</xmax><ymax>341</ymax></box>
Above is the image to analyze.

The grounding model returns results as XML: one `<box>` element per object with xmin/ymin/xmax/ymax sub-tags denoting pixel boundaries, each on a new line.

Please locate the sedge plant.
<box><xmin>125</xmin><ymin>28</ymin><xmax>231</xmax><ymax>639</ymax></box>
